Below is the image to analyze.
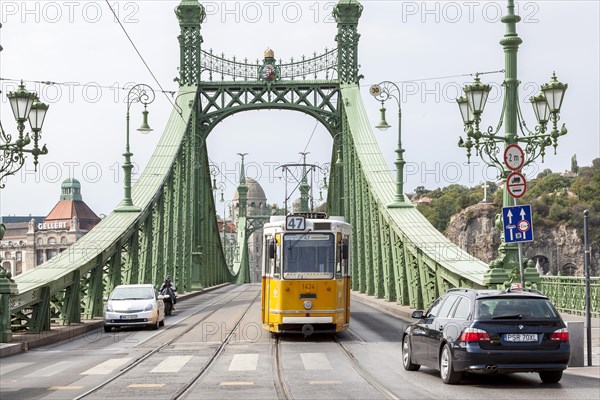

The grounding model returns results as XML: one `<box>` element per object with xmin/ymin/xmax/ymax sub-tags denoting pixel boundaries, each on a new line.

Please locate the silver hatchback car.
<box><xmin>104</xmin><ymin>284</ymin><xmax>165</xmax><ymax>332</ymax></box>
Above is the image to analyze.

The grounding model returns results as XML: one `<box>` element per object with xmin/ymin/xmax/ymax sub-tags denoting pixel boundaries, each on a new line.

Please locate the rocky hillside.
<box><xmin>444</xmin><ymin>202</ymin><xmax>598</xmax><ymax>276</ymax></box>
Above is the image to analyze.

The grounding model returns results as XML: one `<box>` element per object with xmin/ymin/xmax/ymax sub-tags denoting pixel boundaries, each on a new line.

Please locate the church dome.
<box><xmin>233</xmin><ymin>178</ymin><xmax>267</xmax><ymax>203</ymax></box>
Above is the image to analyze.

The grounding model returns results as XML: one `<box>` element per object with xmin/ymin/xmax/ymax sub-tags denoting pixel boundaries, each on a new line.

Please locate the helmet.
<box><xmin>165</xmin><ymin>275</ymin><xmax>172</xmax><ymax>281</ymax></box>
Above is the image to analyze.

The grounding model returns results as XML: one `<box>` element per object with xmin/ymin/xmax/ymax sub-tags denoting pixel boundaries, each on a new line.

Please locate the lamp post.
<box><xmin>1</xmin><ymin>81</ymin><xmax>50</xmax><ymax>241</ymax></box>
<box><xmin>370</xmin><ymin>81</ymin><xmax>411</xmax><ymax>208</ymax></box>
<box><xmin>212</xmin><ymin>177</ymin><xmax>228</xmax><ymax>265</ymax></box>
<box><xmin>1</xmin><ymin>81</ymin><xmax>49</xmax><ymax>187</ymax></box>
<box><xmin>115</xmin><ymin>84</ymin><xmax>155</xmax><ymax>212</ymax></box>
<box><xmin>456</xmin><ymin>0</ymin><xmax>568</xmax><ymax>287</ymax></box>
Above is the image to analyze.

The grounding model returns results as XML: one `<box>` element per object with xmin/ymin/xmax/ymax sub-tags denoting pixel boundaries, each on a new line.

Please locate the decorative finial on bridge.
<box><xmin>260</xmin><ymin>48</ymin><xmax>279</xmax><ymax>83</ymax></box>
<box><xmin>264</xmin><ymin>48</ymin><xmax>275</xmax><ymax>59</ymax></box>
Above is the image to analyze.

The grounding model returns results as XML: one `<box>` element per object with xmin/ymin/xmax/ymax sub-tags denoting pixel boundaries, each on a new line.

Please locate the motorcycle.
<box><xmin>160</xmin><ymin>287</ymin><xmax>177</xmax><ymax>316</ymax></box>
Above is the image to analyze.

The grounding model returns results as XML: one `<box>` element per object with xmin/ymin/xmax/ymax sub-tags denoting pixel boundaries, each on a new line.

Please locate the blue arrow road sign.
<box><xmin>502</xmin><ymin>204</ymin><xmax>534</xmax><ymax>243</ymax></box>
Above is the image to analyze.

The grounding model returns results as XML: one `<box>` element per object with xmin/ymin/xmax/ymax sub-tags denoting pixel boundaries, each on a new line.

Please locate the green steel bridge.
<box><xmin>4</xmin><ymin>0</ymin><xmax>598</xmax><ymax>338</ymax></box>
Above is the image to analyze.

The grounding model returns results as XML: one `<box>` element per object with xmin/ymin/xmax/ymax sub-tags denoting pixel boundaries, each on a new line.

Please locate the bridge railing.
<box><xmin>540</xmin><ymin>276</ymin><xmax>600</xmax><ymax>317</ymax></box>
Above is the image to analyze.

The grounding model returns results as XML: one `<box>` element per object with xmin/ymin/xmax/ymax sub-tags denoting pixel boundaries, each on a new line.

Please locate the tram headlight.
<box><xmin>303</xmin><ymin>300</ymin><xmax>313</xmax><ymax>310</ymax></box>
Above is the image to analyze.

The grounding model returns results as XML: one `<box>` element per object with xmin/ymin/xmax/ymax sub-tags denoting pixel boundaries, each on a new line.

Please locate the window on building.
<box><xmin>4</xmin><ymin>251</ymin><xmax>11</xmax><ymax>259</ymax></box>
<box><xmin>16</xmin><ymin>252</ymin><xmax>22</xmax><ymax>261</ymax></box>
<box><xmin>47</xmin><ymin>249</ymin><xmax>58</xmax><ymax>260</ymax></box>
<box><xmin>48</xmin><ymin>237</ymin><xmax>57</xmax><ymax>245</ymax></box>
<box><xmin>37</xmin><ymin>238</ymin><xmax>43</xmax><ymax>245</ymax></box>
<box><xmin>61</xmin><ymin>237</ymin><xmax>67</xmax><ymax>244</ymax></box>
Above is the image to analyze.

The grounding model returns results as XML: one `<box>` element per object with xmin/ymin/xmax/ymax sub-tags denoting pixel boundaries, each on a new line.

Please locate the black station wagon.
<box><xmin>402</xmin><ymin>288</ymin><xmax>570</xmax><ymax>384</ymax></box>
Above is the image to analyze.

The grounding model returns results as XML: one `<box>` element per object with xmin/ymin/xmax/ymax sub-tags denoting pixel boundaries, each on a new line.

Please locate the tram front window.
<box><xmin>283</xmin><ymin>233</ymin><xmax>334</xmax><ymax>279</ymax></box>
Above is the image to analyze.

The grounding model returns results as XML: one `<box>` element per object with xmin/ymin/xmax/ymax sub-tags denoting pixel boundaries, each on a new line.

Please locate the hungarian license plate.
<box><xmin>120</xmin><ymin>315</ymin><xmax>138</xmax><ymax>320</ymax></box>
<box><xmin>504</xmin><ymin>333</ymin><xmax>538</xmax><ymax>342</ymax></box>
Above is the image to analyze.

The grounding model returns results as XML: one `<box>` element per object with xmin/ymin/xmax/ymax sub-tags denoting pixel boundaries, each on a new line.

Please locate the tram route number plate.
<box><xmin>504</xmin><ymin>333</ymin><xmax>538</xmax><ymax>342</ymax></box>
<box><xmin>286</xmin><ymin>215</ymin><xmax>306</xmax><ymax>230</ymax></box>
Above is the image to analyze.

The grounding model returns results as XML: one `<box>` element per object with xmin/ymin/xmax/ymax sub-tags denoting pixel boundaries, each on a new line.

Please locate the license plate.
<box><xmin>504</xmin><ymin>333</ymin><xmax>538</xmax><ymax>342</ymax></box>
<box><xmin>120</xmin><ymin>315</ymin><xmax>138</xmax><ymax>320</ymax></box>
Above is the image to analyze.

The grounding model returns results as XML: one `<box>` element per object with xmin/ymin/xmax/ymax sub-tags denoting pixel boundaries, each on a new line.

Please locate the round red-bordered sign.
<box><xmin>518</xmin><ymin>219</ymin><xmax>530</xmax><ymax>232</ymax></box>
<box><xmin>506</xmin><ymin>171</ymin><xmax>527</xmax><ymax>199</ymax></box>
<box><xmin>504</xmin><ymin>144</ymin><xmax>525</xmax><ymax>171</ymax></box>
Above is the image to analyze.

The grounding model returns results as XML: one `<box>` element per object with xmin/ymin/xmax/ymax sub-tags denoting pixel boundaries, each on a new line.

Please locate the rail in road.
<box><xmin>1</xmin><ymin>285</ymin><xmax>598</xmax><ymax>400</ymax></box>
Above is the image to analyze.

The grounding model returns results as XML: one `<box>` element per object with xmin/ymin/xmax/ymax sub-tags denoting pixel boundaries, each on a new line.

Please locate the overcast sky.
<box><xmin>0</xmin><ymin>0</ymin><xmax>598</xmax><ymax>218</ymax></box>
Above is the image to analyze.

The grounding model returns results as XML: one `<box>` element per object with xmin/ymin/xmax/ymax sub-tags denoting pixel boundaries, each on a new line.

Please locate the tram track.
<box><xmin>272</xmin><ymin>335</ymin><xmax>294</xmax><ymax>400</ymax></box>
<box><xmin>174</xmin><ymin>288</ymin><xmax>261</xmax><ymax>400</ymax></box>
<box><xmin>335</xmin><ymin>338</ymin><xmax>399</xmax><ymax>400</ymax></box>
<box><xmin>73</xmin><ymin>285</ymin><xmax>257</xmax><ymax>400</ymax></box>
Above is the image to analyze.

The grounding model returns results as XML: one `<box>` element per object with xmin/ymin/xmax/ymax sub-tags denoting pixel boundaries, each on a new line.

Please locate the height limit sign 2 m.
<box><xmin>504</xmin><ymin>144</ymin><xmax>525</xmax><ymax>171</ymax></box>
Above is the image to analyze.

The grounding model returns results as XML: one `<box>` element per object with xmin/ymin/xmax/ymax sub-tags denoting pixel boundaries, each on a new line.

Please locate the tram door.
<box><xmin>262</xmin><ymin>235</ymin><xmax>279</xmax><ymax>326</ymax></box>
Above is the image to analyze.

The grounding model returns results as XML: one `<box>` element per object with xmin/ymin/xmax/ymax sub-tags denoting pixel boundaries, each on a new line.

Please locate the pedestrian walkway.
<box><xmin>351</xmin><ymin>291</ymin><xmax>600</xmax><ymax>380</ymax></box>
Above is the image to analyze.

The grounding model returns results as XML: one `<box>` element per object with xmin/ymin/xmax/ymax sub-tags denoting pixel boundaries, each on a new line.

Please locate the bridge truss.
<box><xmin>6</xmin><ymin>0</ymin><xmax>497</xmax><ymax>335</ymax></box>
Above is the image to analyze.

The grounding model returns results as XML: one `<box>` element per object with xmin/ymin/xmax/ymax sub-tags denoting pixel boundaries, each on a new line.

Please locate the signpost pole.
<box><xmin>515</xmin><ymin>198</ymin><xmax>525</xmax><ymax>288</ymax></box>
<box><xmin>518</xmin><ymin>242</ymin><xmax>525</xmax><ymax>288</ymax></box>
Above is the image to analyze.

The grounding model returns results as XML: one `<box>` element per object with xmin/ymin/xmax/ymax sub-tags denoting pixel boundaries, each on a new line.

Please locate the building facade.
<box><xmin>1</xmin><ymin>178</ymin><xmax>101</xmax><ymax>276</ymax></box>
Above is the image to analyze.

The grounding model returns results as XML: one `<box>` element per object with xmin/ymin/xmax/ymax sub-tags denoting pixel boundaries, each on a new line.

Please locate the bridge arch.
<box><xmin>6</xmin><ymin>0</ymin><xmax>498</xmax><ymax>336</ymax></box>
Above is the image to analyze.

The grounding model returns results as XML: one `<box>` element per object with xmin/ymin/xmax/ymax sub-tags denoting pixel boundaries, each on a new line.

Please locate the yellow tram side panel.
<box><xmin>263</xmin><ymin>277</ymin><xmax>350</xmax><ymax>333</ymax></box>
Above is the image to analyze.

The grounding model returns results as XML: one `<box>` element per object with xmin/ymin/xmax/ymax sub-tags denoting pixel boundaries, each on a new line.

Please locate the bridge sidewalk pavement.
<box><xmin>351</xmin><ymin>291</ymin><xmax>600</xmax><ymax>380</ymax></box>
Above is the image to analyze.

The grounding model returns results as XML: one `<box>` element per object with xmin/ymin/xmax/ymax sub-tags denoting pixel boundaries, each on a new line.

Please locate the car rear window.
<box><xmin>475</xmin><ymin>297</ymin><xmax>558</xmax><ymax>319</ymax></box>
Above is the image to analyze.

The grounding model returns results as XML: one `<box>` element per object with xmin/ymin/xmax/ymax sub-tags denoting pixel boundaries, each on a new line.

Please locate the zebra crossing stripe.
<box><xmin>151</xmin><ymin>356</ymin><xmax>193</xmax><ymax>373</ymax></box>
<box><xmin>80</xmin><ymin>358</ymin><xmax>132</xmax><ymax>375</ymax></box>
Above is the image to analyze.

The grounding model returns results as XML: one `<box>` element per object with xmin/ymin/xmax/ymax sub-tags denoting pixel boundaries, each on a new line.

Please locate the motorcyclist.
<box><xmin>159</xmin><ymin>275</ymin><xmax>177</xmax><ymax>309</ymax></box>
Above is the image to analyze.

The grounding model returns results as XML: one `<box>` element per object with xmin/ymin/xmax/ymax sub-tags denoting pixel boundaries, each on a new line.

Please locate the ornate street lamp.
<box><xmin>456</xmin><ymin>0</ymin><xmax>568</xmax><ymax>287</ymax></box>
<box><xmin>115</xmin><ymin>84</ymin><xmax>155</xmax><ymax>212</ymax></box>
<box><xmin>370</xmin><ymin>81</ymin><xmax>411</xmax><ymax>208</ymax></box>
<box><xmin>1</xmin><ymin>81</ymin><xmax>50</xmax><ymax>242</ymax></box>
<box><xmin>1</xmin><ymin>81</ymin><xmax>50</xmax><ymax>188</ymax></box>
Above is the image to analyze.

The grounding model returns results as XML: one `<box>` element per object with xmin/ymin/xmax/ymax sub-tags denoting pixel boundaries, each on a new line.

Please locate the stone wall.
<box><xmin>444</xmin><ymin>202</ymin><xmax>599</xmax><ymax>276</ymax></box>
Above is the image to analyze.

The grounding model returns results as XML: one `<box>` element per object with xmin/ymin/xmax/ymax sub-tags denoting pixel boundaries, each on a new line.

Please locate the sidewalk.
<box><xmin>351</xmin><ymin>291</ymin><xmax>600</xmax><ymax>380</ymax></box>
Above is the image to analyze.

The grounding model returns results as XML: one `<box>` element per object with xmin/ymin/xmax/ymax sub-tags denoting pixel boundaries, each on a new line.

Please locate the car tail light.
<box><xmin>550</xmin><ymin>328</ymin><xmax>569</xmax><ymax>341</ymax></box>
<box><xmin>460</xmin><ymin>327</ymin><xmax>491</xmax><ymax>342</ymax></box>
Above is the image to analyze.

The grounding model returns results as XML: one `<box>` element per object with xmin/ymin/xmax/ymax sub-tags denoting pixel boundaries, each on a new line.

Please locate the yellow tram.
<box><xmin>261</xmin><ymin>212</ymin><xmax>351</xmax><ymax>335</ymax></box>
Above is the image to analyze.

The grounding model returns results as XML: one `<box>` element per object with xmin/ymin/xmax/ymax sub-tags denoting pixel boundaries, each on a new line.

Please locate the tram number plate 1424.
<box><xmin>504</xmin><ymin>333</ymin><xmax>538</xmax><ymax>342</ymax></box>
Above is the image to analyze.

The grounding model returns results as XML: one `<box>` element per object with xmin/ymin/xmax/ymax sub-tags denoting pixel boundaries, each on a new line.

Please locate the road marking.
<box><xmin>301</xmin><ymin>353</ymin><xmax>332</xmax><ymax>370</ymax></box>
<box><xmin>25</xmin><ymin>361</ymin><xmax>72</xmax><ymax>377</ymax></box>
<box><xmin>228</xmin><ymin>354</ymin><xmax>259</xmax><ymax>371</ymax></box>
<box><xmin>151</xmin><ymin>356</ymin><xmax>193</xmax><ymax>373</ymax></box>
<box><xmin>48</xmin><ymin>386</ymin><xmax>84</xmax><ymax>390</ymax></box>
<box><xmin>127</xmin><ymin>384</ymin><xmax>166</xmax><ymax>388</ymax></box>
<box><xmin>0</xmin><ymin>362</ymin><xmax>34</xmax><ymax>376</ymax></box>
<box><xmin>309</xmin><ymin>380</ymin><xmax>343</xmax><ymax>385</ymax></box>
<box><xmin>220</xmin><ymin>381</ymin><xmax>255</xmax><ymax>386</ymax></box>
<box><xmin>80</xmin><ymin>358</ymin><xmax>132</xmax><ymax>375</ymax></box>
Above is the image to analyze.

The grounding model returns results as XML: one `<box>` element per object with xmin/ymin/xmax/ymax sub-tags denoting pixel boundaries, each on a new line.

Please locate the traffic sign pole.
<box><xmin>518</xmin><ymin>242</ymin><xmax>525</xmax><ymax>288</ymax></box>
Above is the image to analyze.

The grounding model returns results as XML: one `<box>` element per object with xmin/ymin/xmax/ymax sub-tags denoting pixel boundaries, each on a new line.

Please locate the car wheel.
<box><xmin>402</xmin><ymin>335</ymin><xmax>420</xmax><ymax>371</ymax></box>
<box><xmin>151</xmin><ymin>318</ymin><xmax>159</xmax><ymax>330</ymax></box>
<box><xmin>539</xmin><ymin>370</ymin><xmax>563</xmax><ymax>383</ymax></box>
<box><xmin>104</xmin><ymin>326</ymin><xmax>111</xmax><ymax>333</ymax></box>
<box><xmin>440</xmin><ymin>344</ymin><xmax>463</xmax><ymax>384</ymax></box>
<box><xmin>159</xmin><ymin>318</ymin><xmax>165</xmax><ymax>327</ymax></box>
